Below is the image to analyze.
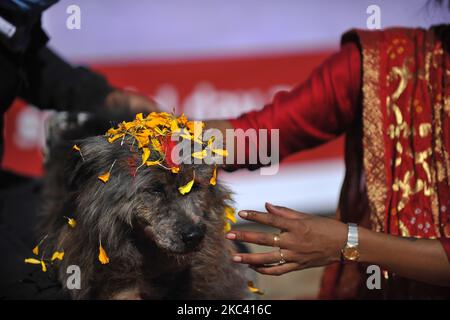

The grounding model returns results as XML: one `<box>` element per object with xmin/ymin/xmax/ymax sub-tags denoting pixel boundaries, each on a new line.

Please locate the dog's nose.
<box><xmin>181</xmin><ymin>225</ymin><xmax>205</xmax><ymax>249</ymax></box>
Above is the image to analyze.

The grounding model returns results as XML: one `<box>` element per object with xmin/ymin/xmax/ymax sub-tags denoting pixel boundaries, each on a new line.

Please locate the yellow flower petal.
<box><xmin>151</xmin><ymin>138</ymin><xmax>162</xmax><ymax>152</ymax></box>
<box><xmin>178</xmin><ymin>177</ymin><xmax>195</xmax><ymax>195</ymax></box>
<box><xmin>41</xmin><ymin>261</ymin><xmax>47</xmax><ymax>272</ymax></box>
<box><xmin>171</xmin><ymin>167</ymin><xmax>180</xmax><ymax>174</ymax></box>
<box><xmin>136</xmin><ymin>113</ymin><xmax>144</xmax><ymax>121</ymax></box>
<box><xmin>177</xmin><ymin>113</ymin><xmax>188</xmax><ymax>126</ymax></box>
<box><xmin>32</xmin><ymin>245</ymin><xmax>39</xmax><ymax>255</ymax></box>
<box><xmin>212</xmin><ymin>149</ymin><xmax>228</xmax><ymax>157</ymax></box>
<box><xmin>224</xmin><ymin>221</ymin><xmax>231</xmax><ymax>233</ymax></box>
<box><xmin>247</xmin><ymin>281</ymin><xmax>264</xmax><ymax>295</ymax></box>
<box><xmin>51</xmin><ymin>251</ymin><xmax>64</xmax><ymax>262</ymax></box>
<box><xmin>142</xmin><ymin>147</ymin><xmax>151</xmax><ymax>165</ymax></box>
<box><xmin>67</xmin><ymin>218</ymin><xmax>77</xmax><ymax>228</ymax></box>
<box><xmin>98</xmin><ymin>172</ymin><xmax>111</xmax><ymax>183</ymax></box>
<box><xmin>24</xmin><ymin>258</ymin><xmax>41</xmax><ymax>265</ymax></box>
<box><xmin>72</xmin><ymin>144</ymin><xmax>80</xmax><ymax>151</ymax></box>
<box><xmin>146</xmin><ymin>160</ymin><xmax>161</xmax><ymax>166</ymax></box>
<box><xmin>98</xmin><ymin>244</ymin><xmax>110</xmax><ymax>264</ymax></box>
<box><xmin>154</xmin><ymin>127</ymin><xmax>167</xmax><ymax>136</ymax></box>
<box><xmin>210</xmin><ymin>166</ymin><xmax>217</xmax><ymax>186</ymax></box>
<box><xmin>207</xmin><ymin>136</ymin><xmax>215</xmax><ymax>148</ymax></box>
<box><xmin>107</xmin><ymin>133</ymin><xmax>125</xmax><ymax>143</ymax></box>
<box><xmin>192</xmin><ymin>149</ymin><xmax>207</xmax><ymax>160</ymax></box>
<box><xmin>170</xmin><ymin>118</ymin><xmax>179</xmax><ymax>133</ymax></box>
<box><xmin>225</xmin><ymin>206</ymin><xmax>237</xmax><ymax>223</ymax></box>
<box><xmin>187</xmin><ymin>120</ymin><xmax>204</xmax><ymax>138</ymax></box>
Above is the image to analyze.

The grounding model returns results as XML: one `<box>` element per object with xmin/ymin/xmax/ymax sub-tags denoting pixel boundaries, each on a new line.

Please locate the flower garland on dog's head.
<box><xmin>97</xmin><ymin>112</ymin><xmax>227</xmax><ymax>195</ymax></box>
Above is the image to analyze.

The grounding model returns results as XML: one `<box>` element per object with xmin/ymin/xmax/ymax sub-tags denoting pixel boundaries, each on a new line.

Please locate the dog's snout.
<box><xmin>181</xmin><ymin>224</ymin><xmax>205</xmax><ymax>249</ymax></box>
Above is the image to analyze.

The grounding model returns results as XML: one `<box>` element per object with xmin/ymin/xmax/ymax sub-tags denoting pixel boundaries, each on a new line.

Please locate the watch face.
<box><xmin>343</xmin><ymin>246</ymin><xmax>360</xmax><ymax>261</ymax></box>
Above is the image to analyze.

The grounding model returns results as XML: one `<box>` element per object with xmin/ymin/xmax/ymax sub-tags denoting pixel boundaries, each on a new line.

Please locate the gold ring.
<box><xmin>279</xmin><ymin>249</ymin><xmax>286</xmax><ymax>265</ymax></box>
<box><xmin>273</xmin><ymin>234</ymin><xmax>281</xmax><ymax>247</ymax></box>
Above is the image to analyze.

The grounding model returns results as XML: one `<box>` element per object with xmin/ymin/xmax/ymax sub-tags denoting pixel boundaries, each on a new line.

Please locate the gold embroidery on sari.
<box><xmin>361</xmin><ymin>31</ymin><xmax>448</xmax><ymax>238</ymax></box>
<box><xmin>386</xmin><ymin>60</ymin><xmax>412</xmax><ymax>172</ymax></box>
<box><xmin>418</xmin><ymin>123</ymin><xmax>432</xmax><ymax>137</ymax></box>
<box><xmin>428</xmin><ymin>36</ymin><xmax>445</xmax><ymax>236</ymax></box>
<box><xmin>399</xmin><ymin>220</ymin><xmax>410</xmax><ymax>237</ymax></box>
<box><xmin>362</xmin><ymin>45</ymin><xmax>386</xmax><ymax>233</ymax></box>
<box><xmin>388</xmin><ymin>64</ymin><xmax>411</xmax><ymax>101</ymax></box>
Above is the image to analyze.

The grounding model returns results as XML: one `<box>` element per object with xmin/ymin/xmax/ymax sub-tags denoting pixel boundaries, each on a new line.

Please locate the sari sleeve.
<box><xmin>228</xmin><ymin>42</ymin><xmax>361</xmax><ymax>165</ymax></box>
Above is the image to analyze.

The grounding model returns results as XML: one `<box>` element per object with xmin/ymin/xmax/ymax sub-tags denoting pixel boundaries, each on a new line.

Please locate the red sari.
<box><xmin>229</xmin><ymin>25</ymin><xmax>450</xmax><ymax>299</ymax></box>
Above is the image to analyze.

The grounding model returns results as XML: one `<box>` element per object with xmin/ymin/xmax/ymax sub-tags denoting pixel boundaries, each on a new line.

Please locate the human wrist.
<box><xmin>330</xmin><ymin>220</ymin><xmax>349</xmax><ymax>262</ymax></box>
<box><xmin>357</xmin><ymin>226</ymin><xmax>381</xmax><ymax>264</ymax></box>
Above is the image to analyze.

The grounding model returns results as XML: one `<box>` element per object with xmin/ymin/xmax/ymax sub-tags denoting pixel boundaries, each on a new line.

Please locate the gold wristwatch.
<box><xmin>341</xmin><ymin>223</ymin><xmax>360</xmax><ymax>262</ymax></box>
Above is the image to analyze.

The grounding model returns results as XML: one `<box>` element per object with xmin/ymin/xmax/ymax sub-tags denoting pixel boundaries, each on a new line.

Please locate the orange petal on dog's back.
<box><xmin>98</xmin><ymin>245</ymin><xmax>110</xmax><ymax>264</ymax></box>
<box><xmin>98</xmin><ymin>172</ymin><xmax>111</xmax><ymax>183</ymax></box>
<box><xmin>178</xmin><ymin>178</ymin><xmax>194</xmax><ymax>195</ymax></box>
<box><xmin>247</xmin><ymin>281</ymin><xmax>264</xmax><ymax>295</ymax></box>
<box><xmin>32</xmin><ymin>245</ymin><xmax>39</xmax><ymax>255</ymax></box>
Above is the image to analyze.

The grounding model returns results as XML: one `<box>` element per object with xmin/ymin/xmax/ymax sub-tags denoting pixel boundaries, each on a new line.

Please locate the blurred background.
<box><xmin>2</xmin><ymin>0</ymin><xmax>448</xmax><ymax>298</ymax></box>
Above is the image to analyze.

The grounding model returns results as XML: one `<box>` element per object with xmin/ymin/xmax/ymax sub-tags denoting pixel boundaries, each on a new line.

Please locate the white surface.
<box><xmin>220</xmin><ymin>159</ymin><xmax>345</xmax><ymax>218</ymax></box>
<box><xmin>42</xmin><ymin>0</ymin><xmax>450</xmax><ymax>63</ymax></box>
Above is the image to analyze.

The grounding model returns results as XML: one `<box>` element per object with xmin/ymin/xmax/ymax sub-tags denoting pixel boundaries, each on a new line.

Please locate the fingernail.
<box><xmin>226</xmin><ymin>233</ymin><xmax>236</xmax><ymax>240</ymax></box>
<box><xmin>267</xmin><ymin>202</ymin><xmax>281</xmax><ymax>208</ymax></box>
<box><xmin>239</xmin><ymin>211</ymin><xmax>248</xmax><ymax>218</ymax></box>
<box><xmin>232</xmin><ymin>255</ymin><xmax>242</xmax><ymax>262</ymax></box>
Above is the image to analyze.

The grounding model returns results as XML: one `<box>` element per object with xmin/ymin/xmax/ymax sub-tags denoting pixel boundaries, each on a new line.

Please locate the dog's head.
<box><xmin>65</xmin><ymin>135</ymin><xmax>230</xmax><ymax>255</ymax></box>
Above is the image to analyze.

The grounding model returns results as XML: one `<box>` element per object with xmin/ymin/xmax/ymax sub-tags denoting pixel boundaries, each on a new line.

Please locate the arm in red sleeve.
<box><xmin>229</xmin><ymin>42</ymin><xmax>361</xmax><ymax>162</ymax></box>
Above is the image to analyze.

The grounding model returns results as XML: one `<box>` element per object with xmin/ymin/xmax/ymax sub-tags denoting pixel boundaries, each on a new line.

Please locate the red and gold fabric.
<box><xmin>230</xmin><ymin>25</ymin><xmax>450</xmax><ymax>298</ymax></box>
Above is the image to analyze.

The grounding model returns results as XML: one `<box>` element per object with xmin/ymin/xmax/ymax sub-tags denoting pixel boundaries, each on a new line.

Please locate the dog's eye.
<box><xmin>146</xmin><ymin>189</ymin><xmax>163</xmax><ymax>195</ymax></box>
<box><xmin>144</xmin><ymin>184</ymin><xmax>165</xmax><ymax>196</ymax></box>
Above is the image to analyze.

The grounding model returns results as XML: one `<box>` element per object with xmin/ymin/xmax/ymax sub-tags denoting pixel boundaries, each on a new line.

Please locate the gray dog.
<box><xmin>38</xmin><ymin>114</ymin><xmax>249</xmax><ymax>299</ymax></box>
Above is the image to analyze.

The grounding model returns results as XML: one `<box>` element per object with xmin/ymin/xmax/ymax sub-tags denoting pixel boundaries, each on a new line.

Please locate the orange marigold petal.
<box><xmin>99</xmin><ymin>244</ymin><xmax>110</xmax><ymax>264</ymax></box>
<box><xmin>98</xmin><ymin>172</ymin><xmax>111</xmax><ymax>183</ymax></box>
<box><xmin>247</xmin><ymin>281</ymin><xmax>264</xmax><ymax>295</ymax></box>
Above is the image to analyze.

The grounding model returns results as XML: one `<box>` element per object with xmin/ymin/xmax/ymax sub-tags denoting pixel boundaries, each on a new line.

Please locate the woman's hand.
<box><xmin>225</xmin><ymin>203</ymin><xmax>347</xmax><ymax>276</ymax></box>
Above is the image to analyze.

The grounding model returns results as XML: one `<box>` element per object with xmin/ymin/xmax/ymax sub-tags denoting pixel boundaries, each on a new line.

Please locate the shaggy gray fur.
<box><xmin>39</xmin><ymin>135</ymin><xmax>249</xmax><ymax>299</ymax></box>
